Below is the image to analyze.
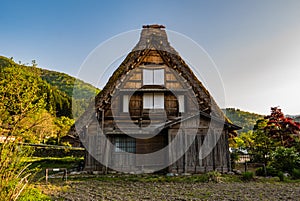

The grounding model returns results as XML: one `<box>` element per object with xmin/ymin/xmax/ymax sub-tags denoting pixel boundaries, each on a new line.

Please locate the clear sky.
<box><xmin>1</xmin><ymin>0</ymin><xmax>300</xmax><ymax>115</ymax></box>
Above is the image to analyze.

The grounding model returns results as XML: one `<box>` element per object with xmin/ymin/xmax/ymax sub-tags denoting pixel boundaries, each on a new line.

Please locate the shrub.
<box><xmin>242</xmin><ymin>171</ymin><xmax>254</xmax><ymax>181</ymax></box>
<box><xmin>255</xmin><ymin>166</ymin><xmax>278</xmax><ymax>177</ymax></box>
<box><xmin>269</xmin><ymin>147</ymin><xmax>300</xmax><ymax>174</ymax></box>
<box><xmin>206</xmin><ymin>171</ymin><xmax>222</xmax><ymax>183</ymax></box>
<box><xmin>0</xmin><ymin>141</ymin><xmax>33</xmax><ymax>201</ymax></box>
<box><xmin>18</xmin><ymin>187</ymin><xmax>51</xmax><ymax>201</ymax></box>
<box><xmin>277</xmin><ymin>171</ymin><xmax>284</xmax><ymax>181</ymax></box>
<box><xmin>292</xmin><ymin>168</ymin><xmax>300</xmax><ymax>180</ymax></box>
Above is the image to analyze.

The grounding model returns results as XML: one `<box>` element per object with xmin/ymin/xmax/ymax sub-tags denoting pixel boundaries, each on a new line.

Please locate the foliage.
<box><xmin>235</xmin><ymin>107</ymin><xmax>300</xmax><ymax>166</ymax></box>
<box><xmin>0</xmin><ymin>141</ymin><xmax>33</xmax><ymax>201</ymax></box>
<box><xmin>264</xmin><ymin>107</ymin><xmax>300</xmax><ymax>148</ymax></box>
<box><xmin>206</xmin><ymin>171</ymin><xmax>222</xmax><ymax>183</ymax></box>
<box><xmin>0</xmin><ymin>55</ymin><xmax>99</xmax><ymax>143</ymax></box>
<box><xmin>223</xmin><ymin>108</ymin><xmax>264</xmax><ymax>134</ymax></box>
<box><xmin>292</xmin><ymin>168</ymin><xmax>300</xmax><ymax>180</ymax></box>
<box><xmin>54</xmin><ymin>116</ymin><xmax>75</xmax><ymax>144</ymax></box>
<box><xmin>277</xmin><ymin>171</ymin><xmax>284</xmax><ymax>181</ymax></box>
<box><xmin>0</xmin><ymin>66</ymin><xmax>47</xmax><ymax>139</ymax></box>
<box><xmin>40</xmin><ymin>68</ymin><xmax>99</xmax><ymax>99</ymax></box>
<box><xmin>241</xmin><ymin>171</ymin><xmax>254</xmax><ymax>181</ymax></box>
<box><xmin>255</xmin><ymin>166</ymin><xmax>278</xmax><ymax>177</ymax></box>
<box><xmin>0</xmin><ymin>55</ymin><xmax>99</xmax><ymax>119</ymax></box>
<box><xmin>18</xmin><ymin>186</ymin><xmax>51</xmax><ymax>201</ymax></box>
<box><xmin>269</xmin><ymin>147</ymin><xmax>300</xmax><ymax>174</ymax></box>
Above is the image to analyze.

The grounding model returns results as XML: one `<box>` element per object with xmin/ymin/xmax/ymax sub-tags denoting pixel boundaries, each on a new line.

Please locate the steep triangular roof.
<box><xmin>72</xmin><ymin>25</ymin><xmax>240</xmax><ymax>137</ymax></box>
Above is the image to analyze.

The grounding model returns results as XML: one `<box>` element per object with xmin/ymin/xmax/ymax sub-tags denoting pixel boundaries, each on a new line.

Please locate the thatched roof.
<box><xmin>71</xmin><ymin>25</ymin><xmax>240</xmax><ymax>137</ymax></box>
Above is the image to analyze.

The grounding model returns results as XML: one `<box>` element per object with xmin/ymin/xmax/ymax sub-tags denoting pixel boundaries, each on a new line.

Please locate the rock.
<box><xmin>166</xmin><ymin>173</ymin><xmax>175</xmax><ymax>177</ymax></box>
<box><xmin>92</xmin><ymin>171</ymin><xmax>102</xmax><ymax>175</ymax></box>
<box><xmin>235</xmin><ymin>170</ymin><xmax>242</xmax><ymax>175</ymax></box>
<box><xmin>283</xmin><ymin>173</ymin><xmax>290</xmax><ymax>177</ymax></box>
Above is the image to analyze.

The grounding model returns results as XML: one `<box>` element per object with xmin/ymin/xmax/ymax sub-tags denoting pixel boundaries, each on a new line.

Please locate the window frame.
<box><xmin>143</xmin><ymin>69</ymin><xmax>164</xmax><ymax>86</ymax></box>
<box><xmin>114</xmin><ymin>136</ymin><xmax>136</xmax><ymax>153</ymax></box>
<box><xmin>143</xmin><ymin>93</ymin><xmax>164</xmax><ymax>109</ymax></box>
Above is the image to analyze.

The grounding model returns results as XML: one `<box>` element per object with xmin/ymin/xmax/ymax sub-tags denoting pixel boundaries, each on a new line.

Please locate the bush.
<box><xmin>241</xmin><ymin>171</ymin><xmax>254</xmax><ymax>181</ymax></box>
<box><xmin>0</xmin><ymin>141</ymin><xmax>34</xmax><ymax>201</ymax></box>
<box><xmin>269</xmin><ymin>147</ymin><xmax>300</xmax><ymax>174</ymax></box>
<box><xmin>292</xmin><ymin>168</ymin><xmax>300</xmax><ymax>180</ymax></box>
<box><xmin>277</xmin><ymin>171</ymin><xmax>284</xmax><ymax>181</ymax></box>
<box><xmin>206</xmin><ymin>171</ymin><xmax>222</xmax><ymax>183</ymax></box>
<box><xmin>255</xmin><ymin>166</ymin><xmax>278</xmax><ymax>177</ymax></box>
<box><xmin>18</xmin><ymin>187</ymin><xmax>51</xmax><ymax>201</ymax></box>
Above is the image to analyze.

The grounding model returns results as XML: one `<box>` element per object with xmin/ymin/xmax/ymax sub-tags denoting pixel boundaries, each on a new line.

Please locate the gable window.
<box><xmin>143</xmin><ymin>69</ymin><xmax>164</xmax><ymax>85</ymax></box>
<box><xmin>114</xmin><ymin>137</ymin><xmax>136</xmax><ymax>153</ymax></box>
<box><xmin>143</xmin><ymin>93</ymin><xmax>164</xmax><ymax>109</ymax></box>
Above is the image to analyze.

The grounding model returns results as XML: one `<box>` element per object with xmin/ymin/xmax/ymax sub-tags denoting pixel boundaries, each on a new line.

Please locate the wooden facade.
<box><xmin>76</xmin><ymin>25</ymin><xmax>240</xmax><ymax>174</ymax></box>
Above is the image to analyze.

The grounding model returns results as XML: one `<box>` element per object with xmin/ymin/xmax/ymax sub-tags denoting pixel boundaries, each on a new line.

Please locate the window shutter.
<box><xmin>154</xmin><ymin>93</ymin><xmax>164</xmax><ymax>109</ymax></box>
<box><xmin>143</xmin><ymin>69</ymin><xmax>153</xmax><ymax>85</ymax></box>
<box><xmin>153</xmin><ymin>69</ymin><xmax>164</xmax><ymax>85</ymax></box>
<box><xmin>178</xmin><ymin>95</ymin><xmax>185</xmax><ymax>113</ymax></box>
<box><xmin>123</xmin><ymin>95</ymin><xmax>129</xmax><ymax>112</ymax></box>
<box><xmin>143</xmin><ymin>93</ymin><xmax>153</xmax><ymax>109</ymax></box>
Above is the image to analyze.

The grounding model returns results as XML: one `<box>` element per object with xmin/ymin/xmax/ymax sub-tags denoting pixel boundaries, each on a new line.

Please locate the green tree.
<box><xmin>0</xmin><ymin>67</ymin><xmax>46</xmax><ymax>138</ymax></box>
<box><xmin>251</xmin><ymin>119</ymin><xmax>273</xmax><ymax>164</ymax></box>
<box><xmin>54</xmin><ymin>116</ymin><xmax>74</xmax><ymax>144</ymax></box>
<box><xmin>0</xmin><ymin>67</ymin><xmax>45</xmax><ymax>200</ymax></box>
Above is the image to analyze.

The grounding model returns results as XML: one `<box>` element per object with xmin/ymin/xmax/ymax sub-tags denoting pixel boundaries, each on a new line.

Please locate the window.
<box><xmin>114</xmin><ymin>137</ymin><xmax>136</xmax><ymax>153</ymax></box>
<box><xmin>143</xmin><ymin>93</ymin><xmax>164</xmax><ymax>109</ymax></box>
<box><xmin>122</xmin><ymin>95</ymin><xmax>129</xmax><ymax>112</ymax></box>
<box><xmin>178</xmin><ymin>95</ymin><xmax>185</xmax><ymax>113</ymax></box>
<box><xmin>143</xmin><ymin>69</ymin><xmax>164</xmax><ymax>85</ymax></box>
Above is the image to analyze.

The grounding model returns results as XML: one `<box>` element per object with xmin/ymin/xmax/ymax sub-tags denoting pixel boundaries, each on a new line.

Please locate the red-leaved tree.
<box><xmin>264</xmin><ymin>107</ymin><xmax>300</xmax><ymax>148</ymax></box>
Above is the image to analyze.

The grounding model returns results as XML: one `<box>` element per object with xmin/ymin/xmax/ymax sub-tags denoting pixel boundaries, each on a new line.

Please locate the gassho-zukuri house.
<box><xmin>73</xmin><ymin>25</ymin><xmax>241</xmax><ymax>174</ymax></box>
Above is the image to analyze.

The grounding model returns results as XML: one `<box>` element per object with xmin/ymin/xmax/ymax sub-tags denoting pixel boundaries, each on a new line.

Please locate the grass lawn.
<box><xmin>25</xmin><ymin>156</ymin><xmax>84</xmax><ymax>181</ymax></box>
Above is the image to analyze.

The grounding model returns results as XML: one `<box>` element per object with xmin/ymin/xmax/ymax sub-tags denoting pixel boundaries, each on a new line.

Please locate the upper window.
<box><xmin>143</xmin><ymin>69</ymin><xmax>164</xmax><ymax>85</ymax></box>
<box><xmin>143</xmin><ymin>93</ymin><xmax>164</xmax><ymax>109</ymax></box>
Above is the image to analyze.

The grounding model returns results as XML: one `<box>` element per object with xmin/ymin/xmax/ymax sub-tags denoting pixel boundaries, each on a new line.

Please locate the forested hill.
<box><xmin>0</xmin><ymin>56</ymin><xmax>99</xmax><ymax>117</ymax></box>
<box><xmin>0</xmin><ymin>56</ymin><xmax>99</xmax><ymax>99</ymax></box>
<box><xmin>0</xmin><ymin>55</ymin><xmax>99</xmax><ymax>143</ymax></box>
<box><xmin>222</xmin><ymin>108</ymin><xmax>264</xmax><ymax>134</ymax></box>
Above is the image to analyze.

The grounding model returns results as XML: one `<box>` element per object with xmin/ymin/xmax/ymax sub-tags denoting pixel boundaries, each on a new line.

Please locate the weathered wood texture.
<box><xmin>82</xmin><ymin>26</ymin><xmax>236</xmax><ymax>173</ymax></box>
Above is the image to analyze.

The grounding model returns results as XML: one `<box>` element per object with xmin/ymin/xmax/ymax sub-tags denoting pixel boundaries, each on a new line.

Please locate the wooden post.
<box><xmin>225</xmin><ymin>130</ymin><xmax>231</xmax><ymax>172</ymax></box>
<box><xmin>212</xmin><ymin>130</ymin><xmax>216</xmax><ymax>171</ymax></box>
<box><xmin>45</xmin><ymin>168</ymin><xmax>67</xmax><ymax>184</ymax></box>
<box><xmin>168</xmin><ymin>130</ymin><xmax>172</xmax><ymax>173</ymax></box>
<box><xmin>45</xmin><ymin>169</ymin><xmax>48</xmax><ymax>184</ymax></box>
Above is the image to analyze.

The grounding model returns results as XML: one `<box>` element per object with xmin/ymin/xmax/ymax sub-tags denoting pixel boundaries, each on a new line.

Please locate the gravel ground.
<box><xmin>43</xmin><ymin>179</ymin><xmax>300</xmax><ymax>201</ymax></box>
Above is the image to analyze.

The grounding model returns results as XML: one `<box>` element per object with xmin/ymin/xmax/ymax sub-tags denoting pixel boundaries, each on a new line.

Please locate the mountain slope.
<box><xmin>0</xmin><ymin>55</ymin><xmax>99</xmax><ymax>143</ymax></box>
<box><xmin>0</xmin><ymin>56</ymin><xmax>99</xmax><ymax>118</ymax></box>
<box><xmin>223</xmin><ymin>108</ymin><xmax>264</xmax><ymax>134</ymax></box>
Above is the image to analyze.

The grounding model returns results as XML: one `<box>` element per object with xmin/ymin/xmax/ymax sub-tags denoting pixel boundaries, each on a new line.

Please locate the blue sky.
<box><xmin>1</xmin><ymin>0</ymin><xmax>300</xmax><ymax>115</ymax></box>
